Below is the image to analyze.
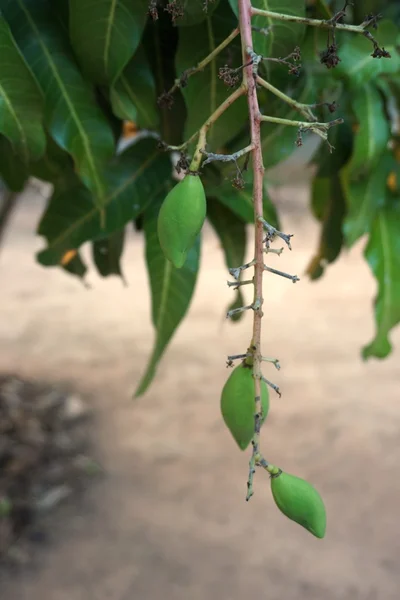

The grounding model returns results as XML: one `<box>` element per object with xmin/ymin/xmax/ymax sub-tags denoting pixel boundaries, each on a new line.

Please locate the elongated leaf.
<box><xmin>61</xmin><ymin>251</ymin><xmax>88</xmax><ymax>280</ymax></box>
<box><xmin>175</xmin><ymin>2</ymin><xmax>247</xmax><ymax>149</ymax></box>
<box><xmin>0</xmin><ymin>136</ymin><xmax>29</xmax><ymax>192</ymax></box>
<box><xmin>347</xmin><ymin>83</ymin><xmax>390</xmax><ymax>178</ymax></box>
<box><xmin>69</xmin><ymin>0</ymin><xmax>147</xmax><ymax>85</ymax></box>
<box><xmin>306</xmin><ymin>173</ymin><xmax>346</xmax><ymax>280</ymax></box>
<box><xmin>333</xmin><ymin>30</ymin><xmax>400</xmax><ymax>89</ymax></box>
<box><xmin>30</xmin><ymin>135</ymin><xmax>74</xmax><ymax>184</ymax></box>
<box><xmin>92</xmin><ymin>228</ymin><xmax>125</xmax><ymax>279</ymax></box>
<box><xmin>207</xmin><ymin>198</ymin><xmax>246</xmax><ymax>268</ymax></box>
<box><xmin>363</xmin><ymin>205</ymin><xmax>400</xmax><ymax>359</ymax></box>
<box><xmin>111</xmin><ymin>47</ymin><xmax>158</xmax><ymax>129</ymax></box>
<box><xmin>229</xmin><ymin>0</ymin><xmax>305</xmax><ymax>57</ymax></box>
<box><xmin>0</xmin><ymin>16</ymin><xmax>45</xmax><ymax>162</ymax></box>
<box><xmin>135</xmin><ymin>204</ymin><xmax>201</xmax><ymax>396</ymax></box>
<box><xmin>142</xmin><ymin>12</ymin><xmax>186</xmax><ymax>145</ymax></box>
<box><xmin>37</xmin><ymin>138</ymin><xmax>171</xmax><ymax>266</ymax></box>
<box><xmin>167</xmin><ymin>0</ymin><xmax>221</xmax><ymax>26</ymax></box>
<box><xmin>0</xmin><ymin>0</ymin><xmax>115</xmax><ymax>205</ymax></box>
<box><xmin>207</xmin><ymin>197</ymin><xmax>247</xmax><ymax>322</ymax></box>
<box><xmin>341</xmin><ymin>152</ymin><xmax>394</xmax><ymax>247</ymax></box>
<box><xmin>206</xmin><ymin>176</ymin><xmax>280</xmax><ymax>229</ymax></box>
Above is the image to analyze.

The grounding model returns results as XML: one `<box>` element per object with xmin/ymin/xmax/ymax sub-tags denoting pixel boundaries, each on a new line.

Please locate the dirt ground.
<box><xmin>1</xmin><ymin>182</ymin><xmax>400</xmax><ymax>600</ymax></box>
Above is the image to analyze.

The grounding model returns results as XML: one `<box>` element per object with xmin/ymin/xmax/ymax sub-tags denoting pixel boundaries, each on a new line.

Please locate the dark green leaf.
<box><xmin>167</xmin><ymin>0</ymin><xmax>221</xmax><ymax>26</ymax></box>
<box><xmin>142</xmin><ymin>13</ymin><xmax>186</xmax><ymax>145</ymax></box>
<box><xmin>306</xmin><ymin>173</ymin><xmax>346</xmax><ymax>280</ymax></box>
<box><xmin>30</xmin><ymin>135</ymin><xmax>74</xmax><ymax>184</ymax></box>
<box><xmin>69</xmin><ymin>0</ymin><xmax>148</xmax><ymax>85</ymax></box>
<box><xmin>92</xmin><ymin>228</ymin><xmax>126</xmax><ymax>279</ymax></box>
<box><xmin>333</xmin><ymin>29</ymin><xmax>400</xmax><ymax>89</ymax></box>
<box><xmin>61</xmin><ymin>251</ymin><xmax>88</xmax><ymax>280</ymax></box>
<box><xmin>229</xmin><ymin>0</ymin><xmax>305</xmax><ymax>58</ymax></box>
<box><xmin>111</xmin><ymin>47</ymin><xmax>159</xmax><ymax>129</ymax></box>
<box><xmin>341</xmin><ymin>152</ymin><xmax>395</xmax><ymax>247</ymax></box>
<box><xmin>0</xmin><ymin>136</ymin><xmax>29</xmax><ymax>192</ymax></box>
<box><xmin>135</xmin><ymin>204</ymin><xmax>201</xmax><ymax>396</ymax></box>
<box><xmin>175</xmin><ymin>2</ymin><xmax>247</xmax><ymax>148</ymax></box>
<box><xmin>363</xmin><ymin>205</ymin><xmax>400</xmax><ymax>359</ymax></box>
<box><xmin>205</xmin><ymin>177</ymin><xmax>280</xmax><ymax>228</ymax></box>
<box><xmin>207</xmin><ymin>197</ymin><xmax>247</xmax><ymax>268</ymax></box>
<box><xmin>347</xmin><ymin>83</ymin><xmax>390</xmax><ymax>178</ymax></box>
<box><xmin>0</xmin><ymin>0</ymin><xmax>115</xmax><ymax>205</ymax></box>
<box><xmin>0</xmin><ymin>15</ymin><xmax>45</xmax><ymax>162</ymax></box>
<box><xmin>37</xmin><ymin>138</ymin><xmax>171</xmax><ymax>266</ymax></box>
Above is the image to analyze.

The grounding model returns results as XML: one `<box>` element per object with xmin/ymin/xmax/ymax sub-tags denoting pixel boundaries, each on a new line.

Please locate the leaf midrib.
<box><xmin>104</xmin><ymin>0</ymin><xmax>118</xmax><ymax>80</ymax></box>
<box><xmin>0</xmin><ymin>82</ymin><xmax>28</xmax><ymax>162</ymax></box>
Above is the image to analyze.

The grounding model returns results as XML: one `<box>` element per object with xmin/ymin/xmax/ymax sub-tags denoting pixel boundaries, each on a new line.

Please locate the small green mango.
<box><xmin>270</xmin><ymin>471</ymin><xmax>327</xmax><ymax>538</ymax></box>
<box><xmin>157</xmin><ymin>174</ymin><xmax>206</xmax><ymax>268</ymax></box>
<box><xmin>220</xmin><ymin>363</ymin><xmax>269</xmax><ymax>450</ymax></box>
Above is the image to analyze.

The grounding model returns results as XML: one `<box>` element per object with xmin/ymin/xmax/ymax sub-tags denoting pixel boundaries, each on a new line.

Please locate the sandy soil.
<box><xmin>1</xmin><ymin>183</ymin><xmax>400</xmax><ymax>600</ymax></box>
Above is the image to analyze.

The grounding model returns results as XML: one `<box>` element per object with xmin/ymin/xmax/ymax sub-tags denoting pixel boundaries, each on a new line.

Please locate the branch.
<box><xmin>238</xmin><ymin>0</ymin><xmax>265</xmax><ymax>502</ymax></box>
<box><xmin>167</xmin><ymin>27</ymin><xmax>240</xmax><ymax>96</ymax></box>
<box><xmin>256</xmin><ymin>75</ymin><xmax>317</xmax><ymax>121</ymax></box>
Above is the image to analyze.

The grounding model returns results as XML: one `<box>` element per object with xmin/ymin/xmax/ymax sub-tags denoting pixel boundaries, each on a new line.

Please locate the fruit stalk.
<box><xmin>238</xmin><ymin>0</ymin><xmax>265</xmax><ymax>500</ymax></box>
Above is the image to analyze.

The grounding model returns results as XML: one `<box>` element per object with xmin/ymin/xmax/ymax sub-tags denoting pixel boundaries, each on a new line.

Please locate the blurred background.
<box><xmin>1</xmin><ymin>165</ymin><xmax>400</xmax><ymax>599</ymax></box>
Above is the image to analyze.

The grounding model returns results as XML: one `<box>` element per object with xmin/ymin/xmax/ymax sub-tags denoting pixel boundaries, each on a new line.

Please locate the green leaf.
<box><xmin>341</xmin><ymin>152</ymin><xmax>394</xmax><ymax>247</ymax></box>
<box><xmin>111</xmin><ymin>46</ymin><xmax>159</xmax><ymax>129</ymax></box>
<box><xmin>347</xmin><ymin>83</ymin><xmax>390</xmax><ymax>178</ymax></box>
<box><xmin>363</xmin><ymin>205</ymin><xmax>400</xmax><ymax>359</ymax></box>
<box><xmin>167</xmin><ymin>0</ymin><xmax>221</xmax><ymax>26</ymax></box>
<box><xmin>0</xmin><ymin>0</ymin><xmax>115</xmax><ymax>205</ymax></box>
<box><xmin>207</xmin><ymin>197</ymin><xmax>247</xmax><ymax>321</ymax></box>
<box><xmin>229</xmin><ymin>0</ymin><xmax>305</xmax><ymax>57</ymax></box>
<box><xmin>333</xmin><ymin>30</ymin><xmax>400</xmax><ymax>89</ymax></box>
<box><xmin>306</xmin><ymin>173</ymin><xmax>346</xmax><ymax>280</ymax></box>
<box><xmin>175</xmin><ymin>2</ymin><xmax>247</xmax><ymax>148</ymax></box>
<box><xmin>0</xmin><ymin>136</ymin><xmax>29</xmax><ymax>192</ymax></box>
<box><xmin>0</xmin><ymin>15</ymin><xmax>45</xmax><ymax>162</ymax></box>
<box><xmin>92</xmin><ymin>228</ymin><xmax>125</xmax><ymax>279</ymax></box>
<box><xmin>61</xmin><ymin>251</ymin><xmax>88</xmax><ymax>280</ymax></box>
<box><xmin>226</xmin><ymin>290</ymin><xmax>245</xmax><ymax>322</ymax></box>
<box><xmin>206</xmin><ymin>177</ymin><xmax>280</xmax><ymax>229</ymax></box>
<box><xmin>69</xmin><ymin>0</ymin><xmax>148</xmax><ymax>85</ymax></box>
<box><xmin>207</xmin><ymin>197</ymin><xmax>247</xmax><ymax>268</ymax></box>
<box><xmin>37</xmin><ymin>138</ymin><xmax>171</xmax><ymax>266</ymax></box>
<box><xmin>135</xmin><ymin>204</ymin><xmax>201</xmax><ymax>396</ymax></box>
<box><xmin>30</xmin><ymin>135</ymin><xmax>74</xmax><ymax>184</ymax></box>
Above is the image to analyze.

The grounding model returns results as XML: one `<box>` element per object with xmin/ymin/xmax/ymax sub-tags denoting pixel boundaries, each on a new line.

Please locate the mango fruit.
<box><xmin>270</xmin><ymin>471</ymin><xmax>326</xmax><ymax>538</ymax></box>
<box><xmin>157</xmin><ymin>174</ymin><xmax>206</xmax><ymax>268</ymax></box>
<box><xmin>221</xmin><ymin>363</ymin><xmax>269</xmax><ymax>450</ymax></box>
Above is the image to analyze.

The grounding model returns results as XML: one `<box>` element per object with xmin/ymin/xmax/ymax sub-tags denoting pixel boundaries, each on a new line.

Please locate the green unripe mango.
<box><xmin>220</xmin><ymin>363</ymin><xmax>269</xmax><ymax>450</ymax></box>
<box><xmin>157</xmin><ymin>174</ymin><xmax>206</xmax><ymax>268</ymax></box>
<box><xmin>270</xmin><ymin>471</ymin><xmax>327</xmax><ymax>538</ymax></box>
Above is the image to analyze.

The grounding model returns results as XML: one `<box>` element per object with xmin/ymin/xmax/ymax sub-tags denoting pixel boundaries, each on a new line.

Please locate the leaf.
<box><xmin>0</xmin><ymin>15</ymin><xmax>45</xmax><ymax>162</ymax></box>
<box><xmin>229</xmin><ymin>0</ymin><xmax>305</xmax><ymax>58</ymax></box>
<box><xmin>167</xmin><ymin>0</ymin><xmax>221</xmax><ymax>26</ymax></box>
<box><xmin>306</xmin><ymin>173</ymin><xmax>346</xmax><ymax>280</ymax></box>
<box><xmin>175</xmin><ymin>2</ymin><xmax>247</xmax><ymax>149</ymax></box>
<box><xmin>92</xmin><ymin>228</ymin><xmax>125</xmax><ymax>279</ymax></box>
<box><xmin>69</xmin><ymin>0</ymin><xmax>148</xmax><ymax>85</ymax></box>
<box><xmin>333</xmin><ymin>29</ymin><xmax>400</xmax><ymax>89</ymax></box>
<box><xmin>205</xmin><ymin>177</ymin><xmax>280</xmax><ymax>229</ymax></box>
<box><xmin>30</xmin><ymin>135</ymin><xmax>74</xmax><ymax>184</ymax></box>
<box><xmin>363</xmin><ymin>205</ymin><xmax>400</xmax><ymax>359</ymax></box>
<box><xmin>61</xmin><ymin>251</ymin><xmax>88</xmax><ymax>280</ymax></box>
<box><xmin>0</xmin><ymin>0</ymin><xmax>115</xmax><ymax>205</ymax></box>
<box><xmin>207</xmin><ymin>198</ymin><xmax>247</xmax><ymax>268</ymax></box>
<box><xmin>0</xmin><ymin>136</ymin><xmax>29</xmax><ymax>192</ymax></box>
<box><xmin>135</xmin><ymin>204</ymin><xmax>201</xmax><ymax>396</ymax></box>
<box><xmin>37</xmin><ymin>138</ymin><xmax>171</xmax><ymax>266</ymax></box>
<box><xmin>111</xmin><ymin>46</ymin><xmax>159</xmax><ymax>129</ymax></box>
<box><xmin>347</xmin><ymin>83</ymin><xmax>390</xmax><ymax>178</ymax></box>
<box><xmin>207</xmin><ymin>198</ymin><xmax>247</xmax><ymax>322</ymax></box>
<box><xmin>341</xmin><ymin>152</ymin><xmax>395</xmax><ymax>247</ymax></box>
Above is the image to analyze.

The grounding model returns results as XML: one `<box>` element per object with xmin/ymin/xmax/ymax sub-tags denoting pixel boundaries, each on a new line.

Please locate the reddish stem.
<box><xmin>238</xmin><ymin>0</ymin><xmax>265</xmax><ymax>497</ymax></box>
